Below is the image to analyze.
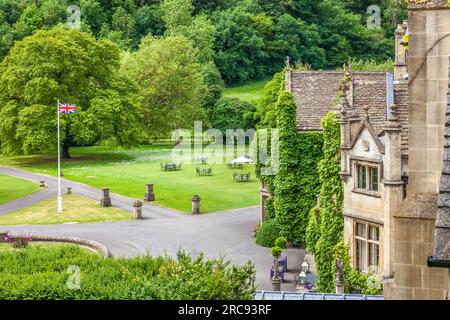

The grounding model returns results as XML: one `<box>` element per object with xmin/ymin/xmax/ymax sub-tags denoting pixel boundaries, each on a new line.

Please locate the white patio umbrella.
<box><xmin>230</xmin><ymin>156</ymin><xmax>253</xmax><ymax>164</ymax></box>
<box><xmin>230</xmin><ymin>156</ymin><xmax>253</xmax><ymax>172</ymax></box>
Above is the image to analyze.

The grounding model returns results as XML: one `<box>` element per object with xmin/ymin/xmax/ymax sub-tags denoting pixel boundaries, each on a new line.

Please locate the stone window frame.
<box><xmin>353</xmin><ymin>220</ymin><xmax>381</xmax><ymax>275</ymax></box>
<box><xmin>350</xmin><ymin>157</ymin><xmax>383</xmax><ymax>198</ymax></box>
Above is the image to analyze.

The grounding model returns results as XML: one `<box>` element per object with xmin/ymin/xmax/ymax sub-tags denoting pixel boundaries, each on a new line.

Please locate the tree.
<box><xmin>161</xmin><ymin>0</ymin><xmax>216</xmax><ymax>63</ymax></box>
<box><xmin>122</xmin><ymin>35</ymin><xmax>208</xmax><ymax>141</ymax></box>
<box><xmin>212</xmin><ymin>2</ymin><xmax>267</xmax><ymax>83</ymax></box>
<box><xmin>0</xmin><ymin>27</ymin><xmax>140</xmax><ymax>158</ymax></box>
<box><xmin>256</xmin><ymin>69</ymin><xmax>284</xmax><ymax>128</ymax></box>
<box><xmin>200</xmin><ymin>61</ymin><xmax>224</xmax><ymax>109</ymax></box>
<box><xmin>209</xmin><ymin>97</ymin><xmax>256</xmax><ymax>133</ymax></box>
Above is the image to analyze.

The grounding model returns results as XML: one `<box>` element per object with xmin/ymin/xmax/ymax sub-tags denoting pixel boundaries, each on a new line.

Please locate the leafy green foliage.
<box><xmin>0</xmin><ymin>27</ymin><xmax>139</xmax><ymax>157</ymax></box>
<box><xmin>161</xmin><ymin>0</ymin><xmax>216</xmax><ymax>63</ymax></box>
<box><xmin>0</xmin><ymin>0</ymin><xmax>403</xmax><ymax>85</ymax></box>
<box><xmin>274</xmin><ymin>236</ymin><xmax>287</xmax><ymax>249</ymax></box>
<box><xmin>271</xmin><ymin>246</ymin><xmax>282</xmax><ymax>259</ymax></box>
<box><xmin>256</xmin><ymin>219</ymin><xmax>279</xmax><ymax>248</ymax></box>
<box><xmin>345</xmin><ymin>58</ymin><xmax>395</xmax><ymax>72</ymax></box>
<box><xmin>209</xmin><ymin>97</ymin><xmax>256</xmax><ymax>132</ymax></box>
<box><xmin>256</xmin><ymin>69</ymin><xmax>284</xmax><ymax>128</ymax></box>
<box><xmin>305</xmin><ymin>206</ymin><xmax>320</xmax><ymax>253</ymax></box>
<box><xmin>0</xmin><ymin>245</ymin><xmax>256</xmax><ymax>299</ymax></box>
<box><xmin>335</xmin><ymin>241</ymin><xmax>383</xmax><ymax>295</ymax></box>
<box><xmin>274</xmin><ymin>92</ymin><xmax>323</xmax><ymax>242</ymax></box>
<box><xmin>201</xmin><ymin>61</ymin><xmax>224</xmax><ymax>109</ymax></box>
<box><xmin>307</xmin><ymin>112</ymin><xmax>344</xmax><ymax>293</ymax></box>
<box><xmin>121</xmin><ymin>35</ymin><xmax>208</xmax><ymax>139</ymax></box>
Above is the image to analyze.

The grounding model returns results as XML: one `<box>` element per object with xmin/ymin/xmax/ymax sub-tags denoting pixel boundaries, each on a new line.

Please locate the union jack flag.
<box><xmin>58</xmin><ymin>103</ymin><xmax>76</xmax><ymax>114</ymax></box>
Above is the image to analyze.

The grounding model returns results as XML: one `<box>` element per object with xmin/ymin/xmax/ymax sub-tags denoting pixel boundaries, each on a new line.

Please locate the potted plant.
<box><xmin>274</xmin><ymin>236</ymin><xmax>288</xmax><ymax>271</ymax></box>
<box><xmin>270</xmin><ymin>245</ymin><xmax>284</xmax><ymax>285</ymax></box>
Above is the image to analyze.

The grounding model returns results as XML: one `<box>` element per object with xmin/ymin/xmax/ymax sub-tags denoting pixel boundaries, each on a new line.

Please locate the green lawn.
<box><xmin>0</xmin><ymin>194</ymin><xmax>132</xmax><ymax>225</ymax></box>
<box><xmin>0</xmin><ymin>174</ymin><xmax>40</xmax><ymax>205</ymax></box>
<box><xmin>0</xmin><ymin>145</ymin><xmax>259</xmax><ymax>213</ymax></box>
<box><xmin>223</xmin><ymin>79</ymin><xmax>269</xmax><ymax>103</ymax></box>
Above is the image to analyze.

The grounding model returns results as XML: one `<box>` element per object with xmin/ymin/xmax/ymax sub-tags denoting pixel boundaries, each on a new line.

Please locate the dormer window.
<box><xmin>355</xmin><ymin>163</ymin><xmax>380</xmax><ymax>195</ymax></box>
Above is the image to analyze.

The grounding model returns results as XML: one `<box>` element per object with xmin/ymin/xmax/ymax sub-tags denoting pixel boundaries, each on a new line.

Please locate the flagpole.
<box><xmin>57</xmin><ymin>99</ymin><xmax>63</xmax><ymax>213</ymax></box>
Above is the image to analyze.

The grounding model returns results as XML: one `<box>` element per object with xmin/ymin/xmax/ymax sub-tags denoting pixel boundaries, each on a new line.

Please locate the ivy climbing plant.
<box><xmin>268</xmin><ymin>91</ymin><xmax>323</xmax><ymax>243</ymax></box>
<box><xmin>306</xmin><ymin>112</ymin><xmax>344</xmax><ymax>293</ymax></box>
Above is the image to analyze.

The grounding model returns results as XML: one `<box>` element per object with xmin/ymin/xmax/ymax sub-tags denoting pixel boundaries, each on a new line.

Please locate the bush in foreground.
<box><xmin>0</xmin><ymin>245</ymin><xmax>256</xmax><ymax>300</ymax></box>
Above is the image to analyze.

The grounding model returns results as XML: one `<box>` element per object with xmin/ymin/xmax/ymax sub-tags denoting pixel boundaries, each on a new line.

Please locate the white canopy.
<box><xmin>230</xmin><ymin>156</ymin><xmax>253</xmax><ymax>164</ymax></box>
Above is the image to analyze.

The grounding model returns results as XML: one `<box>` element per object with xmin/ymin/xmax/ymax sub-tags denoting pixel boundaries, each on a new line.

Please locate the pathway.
<box><xmin>0</xmin><ymin>166</ymin><xmax>304</xmax><ymax>291</ymax></box>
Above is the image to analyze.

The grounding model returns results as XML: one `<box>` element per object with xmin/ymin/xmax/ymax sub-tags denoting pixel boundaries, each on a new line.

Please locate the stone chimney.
<box><xmin>394</xmin><ymin>20</ymin><xmax>409</xmax><ymax>81</ymax></box>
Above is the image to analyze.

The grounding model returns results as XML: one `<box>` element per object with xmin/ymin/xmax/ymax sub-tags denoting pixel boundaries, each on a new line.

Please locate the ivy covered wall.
<box><xmin>305</xmin><ymin>112</ymin><xmax>344</xmax><ymax>292</ymax></box>
<box><xmin>256</xmin><ymin>91</ymin><xmax>323</xmax><ymax>245</ymax></box>
<box><xmin>305</xmin><ymin>112</ymin><xmax>383</xmax><ymax>295</ymax></box>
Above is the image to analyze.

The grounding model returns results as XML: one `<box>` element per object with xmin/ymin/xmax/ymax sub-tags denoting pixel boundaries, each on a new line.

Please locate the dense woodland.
<box><xmin>0</xmin><ymin>0</ymin><xmax>407</xmax><ymax>155</ymax></box>
<box><xmin>0</xmin><ymin>0</ymin><xmax>407</xmax><ymax>82</ymax></box>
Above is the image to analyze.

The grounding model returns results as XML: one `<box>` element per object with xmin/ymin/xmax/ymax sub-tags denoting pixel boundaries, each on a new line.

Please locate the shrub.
<box><xmin>0</xmin><ymin>245</ymin><xmax>256</xmax><ymax>300</ymax></box>
<box><xmin>209</xmin><ymin>97</ymin><xmax>257</xmax><ymax>133</ymax></box>
<box><xmin>271</xmin><ymin>246</ymin><xmax>282</xmax><ymax>259</ymax></box>
<box><xmin>274</xmin><ymin>236</ymin><xmax>287</xmax><ymax>249</ymax></box>
<box><xmin>256</xmin><ymin>219</ymin><xmax>279</xmax><ymax>248</ymax></box>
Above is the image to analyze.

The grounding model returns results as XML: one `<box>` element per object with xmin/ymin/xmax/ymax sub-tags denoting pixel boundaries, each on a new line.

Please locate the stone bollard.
<box><xmin>133</xmin><ymin>200</ymin><xmax>143</xmax><ymax>220</ymax></box>
<box><xmin>192</xmin><ymin>195</ymin><xmax>201</xmax><ymax>214</ymax></box>
<box><xmin>40</xmin><ymin>181</ymin><xmax>46</xmax><ymax>188</ymax></box>
<box><xmin>144</xmin><ymin>184</ymin><xmax>155</xmax><ymax>202</ymax></box>
<box><xmin>67</xmin><ymin>187</ymin><xmax>72</xmax><ymax>195</ymax></box>
<box><xmin>100</xmin><ymin>188</ymin><xmax>112</xmax><ymax>207</ymax></box>
<box><xmin>271</xmin><ymin>260</ymin><xmax>282</xmax><ymax>291</ymax></box>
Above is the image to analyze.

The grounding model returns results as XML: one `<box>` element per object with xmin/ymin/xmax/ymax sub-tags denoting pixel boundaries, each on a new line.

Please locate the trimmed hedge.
<box><xmin>0</xmin><ymin>244</ymin><xmax>256</xmax><ymax>300</ymax></box>
<box><xmin>256</xmin><ymin>219</ymin><xmax>280</xmax><ymax>248</ymax></box>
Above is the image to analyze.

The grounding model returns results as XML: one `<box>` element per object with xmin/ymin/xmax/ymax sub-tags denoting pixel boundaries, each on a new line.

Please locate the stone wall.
<box><xmin>393</xmin><ymin>5</ymin><xmax>450</xmax><ymax>300</ymax></box>
<box><xmin>393</xmin><ymin>194</ymin><xmax>449</xmax><ymax>299</ymax></box>
<box><xmin>407</xmin><ymin>7</ymin><xmax>450</xmax><ymax>194</ymax></box>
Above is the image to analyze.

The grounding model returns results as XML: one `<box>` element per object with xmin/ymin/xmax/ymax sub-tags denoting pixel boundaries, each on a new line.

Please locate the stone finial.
<box><xmin>363</xmin><ymin>105</ymin><xmax>370</xmax><ymax>120</ymax></box>
<box><xmin>285</xmin><ymin>56</ymin><xmax>291</xmax><ymax>70</ymax></box>
<box><xmin>390</xmin><ymin>104</ymin><xmax>399</xmax><ymax>120</ymax></box>
<box><xmin>340</xmin><ymin>90</ymin><xmax>350</xmax><ymax>119</ymax></box>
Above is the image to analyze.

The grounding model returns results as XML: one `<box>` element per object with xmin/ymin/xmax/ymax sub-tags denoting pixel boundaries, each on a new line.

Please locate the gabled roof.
<box><xmin>349</xmin><ymin>116</ymin><xmax>385</xmax><ymax>154</ymax></box>
<box><xmin>287</xmin><ymin>70</ymin><xmax>409</xmax><ymax>155</ymax></box>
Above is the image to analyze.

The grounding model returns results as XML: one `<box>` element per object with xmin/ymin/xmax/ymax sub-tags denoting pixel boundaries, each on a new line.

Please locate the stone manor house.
<box><xmin>260</xmin><ymin>0</ymin><xmax>450</xmax><ymax>299</ymax></box>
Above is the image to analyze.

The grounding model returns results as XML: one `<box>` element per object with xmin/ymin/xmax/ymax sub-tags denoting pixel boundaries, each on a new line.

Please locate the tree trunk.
<box><xmin>173</xmin><ymin>106</ymin><xmax>180</xmax><ymax>145</ymax></box>
<box><xmin>62</xmin><ymin>143</ymin><xmax>71</xmax><ymax>159</ymax></box>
